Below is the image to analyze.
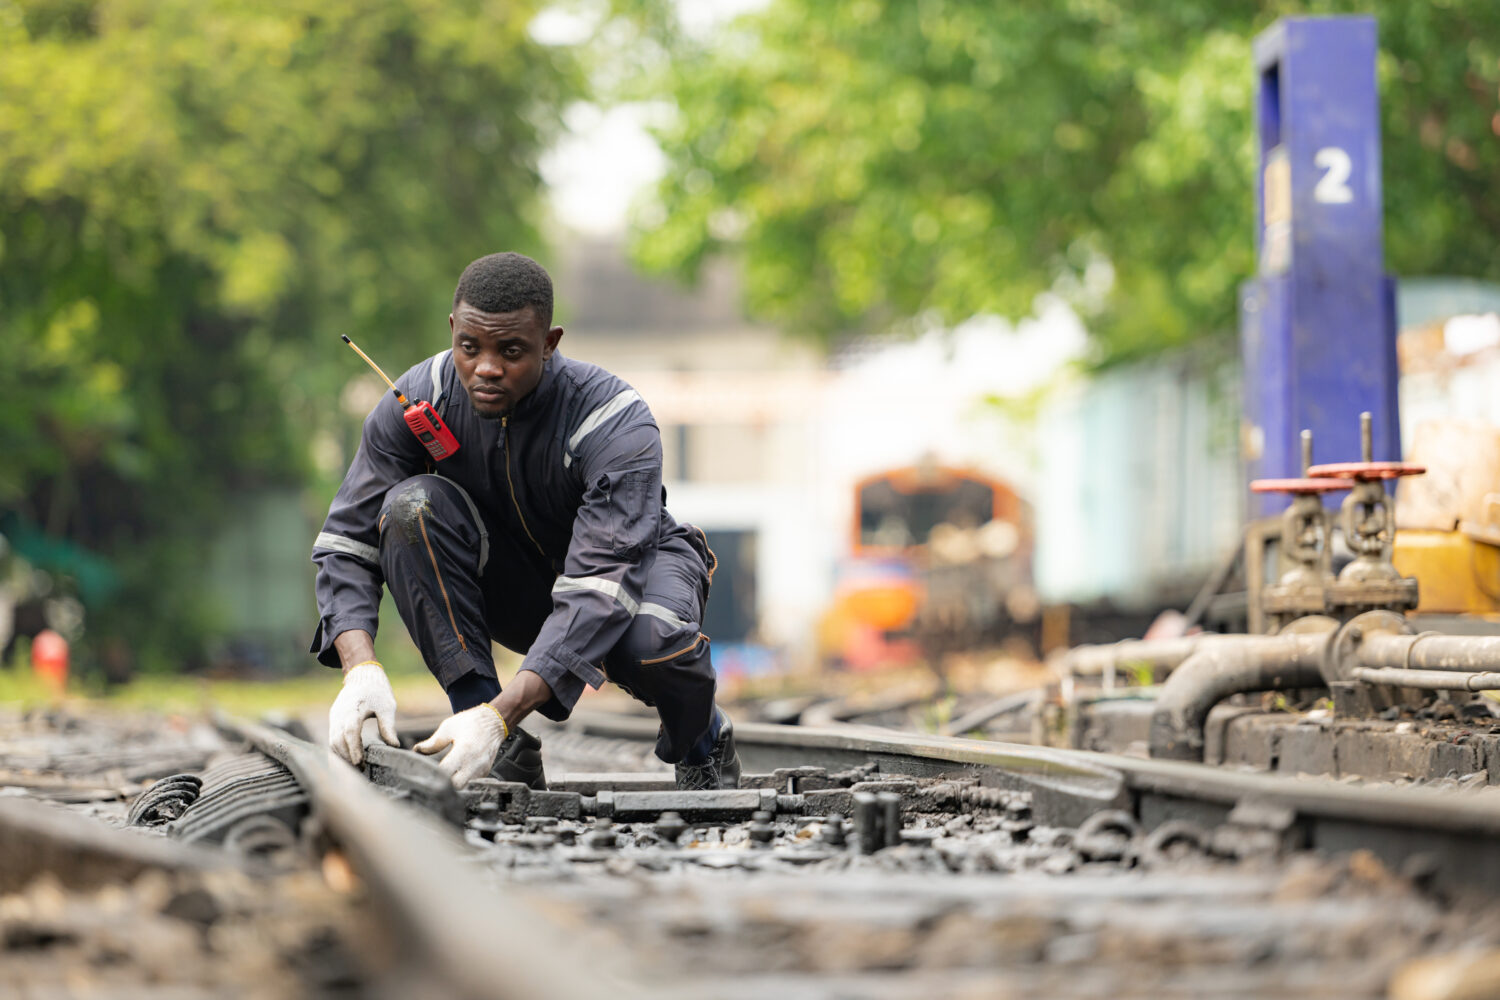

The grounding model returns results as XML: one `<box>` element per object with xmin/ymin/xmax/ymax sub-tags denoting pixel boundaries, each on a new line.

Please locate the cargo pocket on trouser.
<box><xmin>604</xmin><ymin>609</ymin><xmax>718</xmax><ymax>764</ymax></box>
<box><xmin>640</xmin><ymin>631</ymin><xmax>707</xmax><ymax>666</ymax></box>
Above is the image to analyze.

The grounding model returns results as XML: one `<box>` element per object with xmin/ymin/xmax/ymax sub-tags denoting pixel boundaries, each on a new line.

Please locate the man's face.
<box><xmin>449</xmin><ymin>302</ymin><xmax>563</xmax><ymax>419</ymax></box>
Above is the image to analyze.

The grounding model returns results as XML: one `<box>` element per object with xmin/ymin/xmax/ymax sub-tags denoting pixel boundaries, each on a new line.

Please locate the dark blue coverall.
<box><xmin>310</xmin><ymin>349</ymin><xmax>720</xmax><ymax>763</ymax></box>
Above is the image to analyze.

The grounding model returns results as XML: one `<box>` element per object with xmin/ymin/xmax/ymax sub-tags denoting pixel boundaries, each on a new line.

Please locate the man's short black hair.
<box><xmin>452</xmin><ymin>252</ymin><xmax>554</xmax><ymax>327</ymax></box>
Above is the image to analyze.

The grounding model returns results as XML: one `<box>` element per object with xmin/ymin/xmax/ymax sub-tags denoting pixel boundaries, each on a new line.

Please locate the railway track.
<box><xmin>5</xmin><ymin>705</ymin><xmax>1500</xmax><ymax>997</ymax></box>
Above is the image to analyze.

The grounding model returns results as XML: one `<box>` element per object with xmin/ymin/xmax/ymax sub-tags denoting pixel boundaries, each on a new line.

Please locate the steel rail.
<box><xmin>553</xmin><ymin>709</ymin><xmax>1129</xmax><ymax>828</ymax></box>
<box><xmin>216</xmin><ymin>715</ymin><xmax>651</xmax><ymax>1000</ymax></box>
<box><xmin>0</xmin><ymin>796</ymin><xmax>234</xmax><ymax>894</ymax></box>
<box><xmin>562</xmin><ymin>711</ymin><xmax>1500</xmax><ymax>897</ymax></box>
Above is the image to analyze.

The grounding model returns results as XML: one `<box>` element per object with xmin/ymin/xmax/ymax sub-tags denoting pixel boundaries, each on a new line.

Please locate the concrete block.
<box><xmin>1330</xmin><ymin>681</ymin><xmax>1376</xmax><ymax>719</ymax></box>
<box><xmin>1203</xmin><ymin>706</ymin><xmax>1267</xmax><ymax>765</ymax></box>
<box><xmin>1334</xmin><ymin>727</ymin><xmax>1392</xmax><ymax>779</ymax></box>
<box><xmin>1426</xmin><ymin>739</ymin><xmax>1481</xmax><ymax>779</ymax></box>
<box><xmin>1220</xmin><ymin>713</ymin><xmax>1282</xmax><ymax>771</ymax></box>
<box><xmin>1276</xmin><ymin>723</ymin><xmax>1337</xmax><ymax>777</ymax></box>
<box><xmin>1476</xmin><ymin>734</ymin><xmax>1500</xmax><ymax>784</ymax></box>
<box><xmin>1075</xmin><ymin>699</ymin><xmax>1154</xmax><ymax>754</ymax></box>
<box><xmin>1385</xmin><ymin>731</ymin><xmax>1435</xmax><ymax>778</ymax></box>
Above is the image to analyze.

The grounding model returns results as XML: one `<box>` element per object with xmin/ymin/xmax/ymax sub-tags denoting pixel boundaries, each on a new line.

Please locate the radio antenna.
<box><xmin>342</xmin><ymin>335</ymin><xmax>410</xmax><ymax>406</ymax></box>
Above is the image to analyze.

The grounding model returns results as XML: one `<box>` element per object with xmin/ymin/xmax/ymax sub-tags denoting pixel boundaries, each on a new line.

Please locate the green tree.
<box><xmin>0</xmin><ymin>0</ymin><xmax>582</xmax><ymax>669</ymax></box>
<box><xmin>629</xmin><ymin>1</ymin><xmax>1500</xmax><ymax>360</ymax></box>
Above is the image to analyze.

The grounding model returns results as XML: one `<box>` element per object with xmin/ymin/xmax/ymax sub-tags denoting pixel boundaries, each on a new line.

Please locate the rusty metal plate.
<box><xmin>1307</xmin><ymin>461</ymin><xmax>1426</xmax><ymax>481</ymax></box>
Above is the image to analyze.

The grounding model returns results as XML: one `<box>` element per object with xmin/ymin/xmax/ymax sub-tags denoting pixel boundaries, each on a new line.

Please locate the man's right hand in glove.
<box><xmin>414</xmin><ymin>703</ymin><xmax>508</xmax><ymax>790</ymax></box>
<box><xmin>328</xmin><ymin>659</ymin><xmax>400</xmax><ymax>766</ymax></box>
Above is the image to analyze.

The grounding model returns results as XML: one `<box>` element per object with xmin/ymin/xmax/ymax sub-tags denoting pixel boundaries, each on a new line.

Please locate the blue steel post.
<box><xmin>1241</xmin><ymin>16</ymin><xmax>1400</xmax><ymax>517</ymax></box>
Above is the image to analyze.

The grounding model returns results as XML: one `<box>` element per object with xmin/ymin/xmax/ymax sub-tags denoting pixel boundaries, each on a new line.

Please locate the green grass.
<box><xmin>0</xmin><ymin>668</ymin><xmax>455</xmax><ymax>718</ymax></box>
<box><xmin>0</xmin><ymin>636</ymin><xmax>516</xmax><ymax>719</ymax></box>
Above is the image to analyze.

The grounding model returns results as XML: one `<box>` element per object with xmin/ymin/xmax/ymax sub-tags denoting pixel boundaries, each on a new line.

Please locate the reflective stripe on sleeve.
<box><xmin>313</xmin><ymin>532</ymin><xmax>379</xmax><ymax>565</ymax></box>
<box><xmin>552</xmin><ymin>574</ymin><xmax>640</xmax><ymax>617</ymax></box>
<box><xmin>638</xmin><ymin>602</ymin><xmax>689</xmax><ymax>630</ymax></box>
<box><xmin>563</xmin><ymin>389</ymin><xmax>643</xmax><ymax>468</ymax></box>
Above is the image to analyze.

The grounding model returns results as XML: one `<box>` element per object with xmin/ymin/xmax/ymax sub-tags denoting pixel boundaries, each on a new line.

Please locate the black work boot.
<box><xmin>675</xmin><ymin>714</ymin><xmax>742</xmax><ymax>791</ymax></box>
<box><xmin>489</xmin><ymin>726</ymin><xmax>547</xmax><ymax>790</ymax></box>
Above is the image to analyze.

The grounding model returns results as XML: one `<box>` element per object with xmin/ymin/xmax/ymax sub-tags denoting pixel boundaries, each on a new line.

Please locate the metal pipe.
<box><xmin>1358</xmin><ymin>633</ymin><xmax>1500</xmax><ymax>672</ymax></box>
<box><xmin>1147</xmin><ymin>634</ymin><xmax>1328</xmax><ymax>761</ymax></box>
<box><xmin>1352</xmin><ymin>667</ymin><xmax>1500</xmax><ymax>692</ymax></box>
<box><xmin>1063</xmin><ymin>632</ymin><xmax>1319</xmax><ymax>689</ymax></box>
<box><xmin>1061</xmin><ymin>636</ymin><xmax>1217</xmax><ymax>680</ymax></box>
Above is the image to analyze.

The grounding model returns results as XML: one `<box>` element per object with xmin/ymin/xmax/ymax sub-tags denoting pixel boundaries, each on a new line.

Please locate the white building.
<box><xmin>555</xmin><ymin>241</ymin><xmax>1079</xmax><ymax>665</ymax></box>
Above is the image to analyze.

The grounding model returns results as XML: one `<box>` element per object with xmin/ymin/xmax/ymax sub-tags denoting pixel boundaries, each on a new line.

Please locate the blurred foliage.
<box><xmin>628</xmin><ymin>1</ymin><xmax>1500</xmax><ymax>361</ymax></box>
<box><xmin>0</xmin><ymin>0</ymin><xmax>584</xmax><ymax>670</ymax></box>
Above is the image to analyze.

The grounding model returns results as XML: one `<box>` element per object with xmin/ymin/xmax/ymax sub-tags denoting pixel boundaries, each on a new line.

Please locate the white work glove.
<box><xmin>413</xmin><ymin>704</ymin><xmax>508</xmax><ymax>790</ymax></box>
<box><xmin>328</xmin><ymin>661</ymin><xmax>400</xmax><ymax>766</ymax></box>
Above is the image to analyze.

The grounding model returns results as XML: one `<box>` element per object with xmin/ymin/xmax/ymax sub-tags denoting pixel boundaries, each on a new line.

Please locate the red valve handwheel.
<box><xmin>1250</xmin><ymin>477</ymin><xmax>1358</xmax><ymax>493</ymax></box>
<box><xmin>1306</xmin><ymin>461</ymin><xmax>1425</xmax><ymax>481</ymax></box>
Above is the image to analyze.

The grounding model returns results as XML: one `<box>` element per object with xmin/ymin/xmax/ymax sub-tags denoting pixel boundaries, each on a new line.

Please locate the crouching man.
<box><xmin>310</xmin><ymin>252</ymin><xmax>739</xmax><ymax>791</ymax></box>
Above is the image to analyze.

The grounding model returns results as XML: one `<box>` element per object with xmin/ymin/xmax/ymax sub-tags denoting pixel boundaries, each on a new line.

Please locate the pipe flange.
<box><xmin>1277</xmin><ymin>617</ymin><xmax>1339</xmax><ymax>685</ymax></box>
<box><xmin>1322</xmin><ymin>610</ymin><xmax>1411</xmax><ymax>684</ymax></box>
<box><xmin>1278</xmin><ymin>615</ymin><xmax>1339</xmax><ymax>637</ymax></box>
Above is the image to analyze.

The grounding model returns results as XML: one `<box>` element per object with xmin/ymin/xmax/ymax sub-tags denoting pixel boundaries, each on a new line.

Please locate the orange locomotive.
<box><xmin>821</xmin><ymin>464</ymin><xmax>1037</xmax><ymax>672</ymax></box>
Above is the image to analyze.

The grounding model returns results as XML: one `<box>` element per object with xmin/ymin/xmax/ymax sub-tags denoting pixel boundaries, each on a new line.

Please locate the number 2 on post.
<box><xmin>1313</xmin><ymin>147</ymin><xmax>1354</xmax><ymax>204</ymax></box>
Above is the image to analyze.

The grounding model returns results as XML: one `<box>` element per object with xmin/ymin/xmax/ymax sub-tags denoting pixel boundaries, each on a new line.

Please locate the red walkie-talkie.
<box><xmin>342</xmin><ymin>335</ymin><xmax>461</xmax><ymax>461</ymax></box>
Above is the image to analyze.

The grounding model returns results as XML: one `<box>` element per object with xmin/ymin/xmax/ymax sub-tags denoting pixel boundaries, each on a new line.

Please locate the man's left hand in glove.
<box><xmin>414</xmin><ymin>702</ymin><xmax>508</xmax><ymax>789</ymax></box>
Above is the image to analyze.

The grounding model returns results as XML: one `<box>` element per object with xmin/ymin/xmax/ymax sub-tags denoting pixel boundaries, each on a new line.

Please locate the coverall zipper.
<box><xmin>502</xmin><ymin>415</ymin><xmax>547</xmax><ymax>559</ymax></box>
<box><xmin>415</xmin><ymin>509</ymin><xmax>467</xmax><ymax>652</ymax></box>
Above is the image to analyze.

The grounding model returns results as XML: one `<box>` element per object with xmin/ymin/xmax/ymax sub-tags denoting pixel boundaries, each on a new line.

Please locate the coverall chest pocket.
<box><xmin>604</xmin><ymin>470</ymin><xmax>657</xmax><ymax>560</ymax></box>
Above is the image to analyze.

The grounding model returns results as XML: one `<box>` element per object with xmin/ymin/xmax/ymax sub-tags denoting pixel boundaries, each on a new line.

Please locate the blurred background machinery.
<box><xmin>1042</xmin><ymin>18</ymin><xmax>1500</xmax><ymax>780</ymax></box>
<box><xmin>818</xmin><ymin>463</ymin><xmax>1038</xmax><ymax>676</ymax></box>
